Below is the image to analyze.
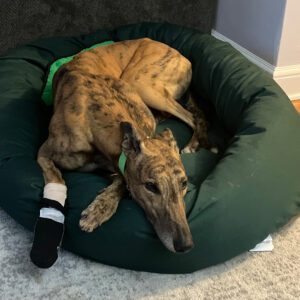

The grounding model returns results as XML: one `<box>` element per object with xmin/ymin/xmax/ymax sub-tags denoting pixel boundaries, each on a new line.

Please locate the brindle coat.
<box><xmin>38</xmin><ymin>38</ymin><xmax>209</xmax><ymax>253</ymax></box>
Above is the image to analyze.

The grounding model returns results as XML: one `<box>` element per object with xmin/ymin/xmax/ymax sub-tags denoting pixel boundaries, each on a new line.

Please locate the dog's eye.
<box><xmin>181</xmin><ymin>180</ymin><xmax>188</xmax><ymax>189</ymax></box>
<box><xmin>145</xmin><ymin>182</ymin><xmax>160</xmax><ymax>194</ymax></box>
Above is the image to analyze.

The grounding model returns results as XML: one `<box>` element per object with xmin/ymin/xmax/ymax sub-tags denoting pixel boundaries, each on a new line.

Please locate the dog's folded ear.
<box><xmin>120</xmin><ymin>122</ymin><xmax>143</xmax><ymax>155</ymax></box>
<box><xmin>156</xmin><ymin>128</ymin><xmax>179</xmax><ymax>153</ymax></box>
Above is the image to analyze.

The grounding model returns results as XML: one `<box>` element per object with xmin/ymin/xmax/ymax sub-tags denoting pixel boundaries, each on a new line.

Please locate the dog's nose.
<box><xmin>173</xmin><ymin>239</ymin><xmax>194</xmax><ymax>253</ymax></box>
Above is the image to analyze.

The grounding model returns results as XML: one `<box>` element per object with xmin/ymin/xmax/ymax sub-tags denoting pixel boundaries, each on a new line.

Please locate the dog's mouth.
<box><xmin>157</xmin><ymin>232</ymin><xmax>176</xmax><ymax>253</ymax></box>
<box><xmin>129</xmin><ymin>189</ymin><xmax>194</xmax><ymax>253</ymax></box>
<box><xmin>154</xmin><ymin>225</ymin><xmax>194</xmax><ymax>254</ymax></box>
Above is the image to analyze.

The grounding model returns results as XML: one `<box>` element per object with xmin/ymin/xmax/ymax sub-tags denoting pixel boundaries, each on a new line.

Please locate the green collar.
<box><xmin>118</xmin><ymin>151</ymin><xmax>127</xmax><ymax>175</ymax></box>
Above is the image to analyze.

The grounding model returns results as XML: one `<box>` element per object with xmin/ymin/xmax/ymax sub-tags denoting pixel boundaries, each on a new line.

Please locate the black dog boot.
<box><xmin>30</xmin><ymin>198</ymin><xmax>66</xmax><ymax>268</ymax></box>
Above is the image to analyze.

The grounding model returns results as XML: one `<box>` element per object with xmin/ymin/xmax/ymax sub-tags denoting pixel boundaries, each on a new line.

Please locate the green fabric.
<box><xmin>42</xmin><ymin>40</ymin><xmax>114</xmax><ymax>105</ymax></box>
<box><xmin>0</xmin><ymin>23</ymin><xmax>300</xmax><ymax>274</ymax></box>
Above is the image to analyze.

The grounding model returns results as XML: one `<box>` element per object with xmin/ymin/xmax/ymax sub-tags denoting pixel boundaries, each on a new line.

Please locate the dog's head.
<box><xmin>121</xmin><ymin>122</ymin><xmax>193</xmax><ymax>253</ymax></box>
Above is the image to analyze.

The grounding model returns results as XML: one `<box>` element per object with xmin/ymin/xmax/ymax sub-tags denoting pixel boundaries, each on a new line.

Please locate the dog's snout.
<box><xmin>173</xmin><ymin>237</ymin><xmax>194</xmax><ymax>253</ymax></box>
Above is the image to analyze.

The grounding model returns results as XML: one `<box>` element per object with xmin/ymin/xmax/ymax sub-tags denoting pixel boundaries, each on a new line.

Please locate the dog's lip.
<box><xmin>155</xmin><ymin>231</ymin><xmax>176</xmax><ymax>253</ymax></box>
<box><xmin>163</xmin><ymin>242</ymin><xmax>176</xmax><ymax>253</ymax></box>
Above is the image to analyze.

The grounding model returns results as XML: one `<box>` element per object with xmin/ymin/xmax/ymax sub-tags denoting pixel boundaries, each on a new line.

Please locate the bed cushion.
<box><xmin>0</xmin><ymin>22</ymin><xmax>299</xmax><ymax>273</ymax></box>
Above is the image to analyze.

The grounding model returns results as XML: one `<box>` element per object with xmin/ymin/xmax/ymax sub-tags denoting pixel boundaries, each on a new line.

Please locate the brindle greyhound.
<box><xmin>34</xmin><ymin>38</ymin><xmax>210</xmax><ymax>267</ymax></box>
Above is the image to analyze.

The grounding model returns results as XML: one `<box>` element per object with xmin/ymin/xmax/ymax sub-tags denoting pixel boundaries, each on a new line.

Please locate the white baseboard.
<box><xmin>211</xmin><ymin>29</ymin><xmax>300</xmax><ymax>100</ymax></box>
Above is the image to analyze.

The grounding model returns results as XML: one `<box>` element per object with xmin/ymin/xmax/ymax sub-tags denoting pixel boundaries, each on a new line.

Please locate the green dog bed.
<box><xmin>0</xmin><ymin>22</ymin><xmax>299</xmax><ymax>273</ymax></box>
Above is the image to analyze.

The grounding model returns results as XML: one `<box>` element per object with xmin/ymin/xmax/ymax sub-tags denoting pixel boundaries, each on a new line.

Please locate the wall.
<box><xmin>276</xmin><ymin>0</ymin><xmax>300</xmax><ymax>66</ymax></box>
<box><xmin>214</xmin><ymin>0</ymin><xmax>285</xmax><ymax>65</ymax></box>
<box><xmin>213</xmin><ymin>0</ymin><xmax>300</xmax><ymax>99</ymax></box>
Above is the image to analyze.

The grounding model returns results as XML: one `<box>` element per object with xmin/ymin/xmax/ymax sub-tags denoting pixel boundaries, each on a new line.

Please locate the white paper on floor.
<box><xmin>249</xmin><ymin>235</ymin><xmax>274</xmax><ymax>252</ymax></box>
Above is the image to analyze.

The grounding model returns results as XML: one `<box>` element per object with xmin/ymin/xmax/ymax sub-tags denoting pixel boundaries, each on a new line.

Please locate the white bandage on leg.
<box><xmin>40</xmin><ymin>207</ymin><xmax>65</xmax><ymax>223</ymax></box>
<box><xmin>43</xmin><ymin>183</ymin><xmax>67</xmax><ymax>206</ymax></box>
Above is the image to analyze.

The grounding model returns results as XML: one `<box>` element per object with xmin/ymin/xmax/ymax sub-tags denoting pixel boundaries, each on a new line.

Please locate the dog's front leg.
<box><xmin>30</xmin><ymin>143</ymin><xmax>67</xmax><ymax>268</ymax></box>
<box><xmin>79</xmin><ymin>175</ymin><xmax>125</xmax><ymax>232</ymax></box>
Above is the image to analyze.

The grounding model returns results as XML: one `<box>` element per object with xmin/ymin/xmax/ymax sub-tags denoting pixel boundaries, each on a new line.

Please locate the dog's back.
<box><xmin>50</xmin><ymin>38</ymin><xmax>192</xmax><ymax>162</ymax></box>
<box><xmin>55</xmin><ymin>38</ymin><xmax>191</xmax><ymax>98</ymax></box>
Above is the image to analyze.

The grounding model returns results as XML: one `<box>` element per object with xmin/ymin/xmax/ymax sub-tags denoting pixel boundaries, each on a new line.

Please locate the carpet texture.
<box><xmin>0</xmin><ymin>208</ymin><xmax>299</xmax><ymax>300</ymax></box>
<box><xmin>0</xmin><ymin>0</ymin><xmax>216</xmax><ymax>55</ymax></box>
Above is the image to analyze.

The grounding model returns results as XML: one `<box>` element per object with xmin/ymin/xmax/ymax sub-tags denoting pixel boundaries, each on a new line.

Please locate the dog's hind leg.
<box><xmin>133</xmin><ymin>83</ymin><xmax>195</xmax><ymax>128</ymax></box>
<box><xmin>79</xmin><ymin>175</ymin><xmax>125</xmax><ymax>232</ymax></box>
<box><xmin>134</xmin><ymin>84</ymin><xmax>210</xmax><ymax>152</ymax></box>
<box><xmin>181</xmin><ymin>92</ymin><xmax>211</xmax><ymax>153</ymax></box>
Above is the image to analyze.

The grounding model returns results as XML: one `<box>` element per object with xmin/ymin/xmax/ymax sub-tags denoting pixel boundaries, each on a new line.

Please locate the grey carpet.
<box><xmin>0</xmin><ymin>0</ymin><xmax>216</xmax><ymax>55</ymax></box>
<box><xmin>0</xmin><ymin>208</ymin><xmax>299</xmax><ymax>300</ymax></box>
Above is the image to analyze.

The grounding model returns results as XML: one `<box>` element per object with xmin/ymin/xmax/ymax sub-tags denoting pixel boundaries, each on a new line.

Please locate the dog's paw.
<box><xmin>79</xmin><ymin>195</ymin><xmax>118</xmax><ymax>232</ymax></box>
<box><xmin>79</xmin><ymin>206</ymin><xmax>100</xmax><ymax>233</ymax></box>
<box><xmin>210</xmin><ymin>147</ymin><xmax>219</xmax><ymax>154</ymax></box>
<box><xmin>181</xmin><ymin>142</ymin><xmax>199</xmax><ymax>154</ymax></box>
<box><xmin>182</xmin><ymin>144</ymin><xmax>219</xmax><ymax>154</ymax></box>
<box><xmin>181</xmin><ymin>146</ymin><xmax>193</xmax><ymax>154</ymax></box>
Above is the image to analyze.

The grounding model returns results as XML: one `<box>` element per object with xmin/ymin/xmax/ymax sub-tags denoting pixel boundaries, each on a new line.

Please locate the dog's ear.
<box><xmin>156</xmin><ymin>128</ymin><xmax>179</xmax><ymax>153</ymax></box>
<box><xmin>121</xmin><ymin>122</ymin><xmax>143</xmax><ymax>155</ymax></box>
